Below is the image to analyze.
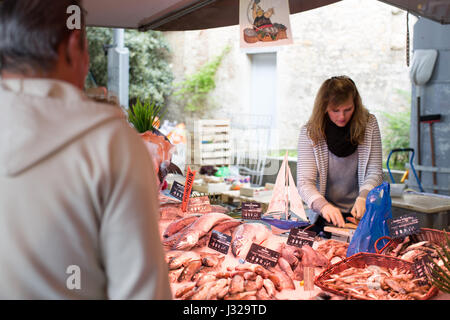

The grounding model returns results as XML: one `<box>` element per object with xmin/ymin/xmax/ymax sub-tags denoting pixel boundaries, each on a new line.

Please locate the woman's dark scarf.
<box><xmin>324</xmin><ymin>114</ymin><xmax>358</xmax><ymax>157</ymax></box>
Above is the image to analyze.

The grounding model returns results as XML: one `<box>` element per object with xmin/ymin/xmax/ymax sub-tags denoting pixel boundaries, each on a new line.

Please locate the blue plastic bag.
<box><xmin>346</xmin><ymin>182</ymin><xmax>392</xmax><ymax>257</ymax></box>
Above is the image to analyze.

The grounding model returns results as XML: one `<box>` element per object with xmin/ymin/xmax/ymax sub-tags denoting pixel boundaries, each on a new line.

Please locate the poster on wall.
<box><xmin>240</xmin><ymin>0</ymin><xmax>293</xmax><ymax>49</ymax></box>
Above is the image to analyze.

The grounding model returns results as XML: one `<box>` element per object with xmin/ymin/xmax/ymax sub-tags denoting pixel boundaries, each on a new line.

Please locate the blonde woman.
<box><xmin>297</xmin><ymin>76</ymin><xmax>383</xmax><ymax>234</ymax></box>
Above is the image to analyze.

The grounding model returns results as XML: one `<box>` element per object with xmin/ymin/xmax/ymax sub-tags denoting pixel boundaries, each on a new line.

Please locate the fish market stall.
<box><xmin>158</xmin><ymin>167</ymin><xmax>450</xmax><ymax>300</ymax></box>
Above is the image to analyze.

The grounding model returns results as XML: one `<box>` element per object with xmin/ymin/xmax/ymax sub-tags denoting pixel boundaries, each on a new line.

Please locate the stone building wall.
<box><xmin>163</xmin><ymin>0</ymin><xmax>417</xmax><ymax>150</ymax></box>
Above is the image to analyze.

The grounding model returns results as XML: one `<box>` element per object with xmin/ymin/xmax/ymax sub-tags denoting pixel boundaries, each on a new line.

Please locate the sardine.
<box><xmin>231</xmin><ymin>223</ymin><xmax>271</xmax><ymax>258</ymax></box>
<box><xmin>163</xmin><ymin>215</ymin><xmax>200</xmax><ymax>238</ymax></box>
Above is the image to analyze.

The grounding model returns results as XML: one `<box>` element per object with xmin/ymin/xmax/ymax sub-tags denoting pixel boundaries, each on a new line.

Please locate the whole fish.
<box><xmin>168</xmin><ymin>268</ymin><xmax>184</xmax><ymax>283</ymax></box>
<box><xmin>263</xmin><ymin>278</ymin><xmax>277</xmax><ymax>297</ymax></box>
<box><xmin>168</xmin><ymin>251</ymin><xmax>201</xmax><ymax>270</ymax></box>
<box><xmin>165</xmin><ymin>250</ymin><xmax>184</xmax><ymax>263</ymax></box>
<box><xmin>244</xmin><ymin>275</ymin><xmax>264</xmax><ymax>292</ymax></box>
<box><xmin>196</xmin><ymin>273</ymin><xmax>217</xmax><ymax>287</ymax></box>
<box><xmin>279</xmin><ymin>243</ymin><xmax>302</xmax><ymax>269</ymax></box>
<box><xmin>163</xmin><ymin>215</ymin><xmax>201</xmax><ymax>238</ymax></box>
<box><xmin>191</xmin><ymin>281</ymin><xmax>216</xmax><ymax>300</ymax></box>
<box><xmin>231</xmin><ymin>223</ymin><xmax>271</xmax><ymax>258</ymax></box>
<box><xmin>267</xmin><ymin>265</ymin><xmax>295</xmax><ymax>291</ymax></box>
<box><xmin>256</xmin><ymin>287</ymin><xmax>270</xmax><ymax>300</ymax></box>
<box><xmin>178</xmin><ymin>260</ymin><xmax>203</xmax><ymax>282</ymax></box>
<box><xmin>175</xmin><ymin>283</ymin><xmax>197</xmax><ymax>299</ymax></box>
<box><xmin>206</xmin><ymin>278</ymin><xmax>228</xmax><ymax>300</ymax></box>
<box><xmin>301</xmin><ymin>245</ymin><xmax>329</xmax><ymax>267</ymax></box>
<box><xmin>195</xmin><ymin>220</ymin><xmax>242</xmax><ymax>248</ymax></box>
<box><xmin>217</xmin><ymin>286</ymin><xmax>230</xmax><ymax>300</ymax></box>
<box><xmin>229</xmin><ymin>274</ymin><xmax>245</xmax><ymax>294</ymax></box>
<box><xmin>278</xmin><ymin>257</ymin><xmax>295</xmax><ymax>279</ymax></box>
<box><xmin>173</xmin><ymin>212</ymin><xmax>233</xmax><ymax>250</ymax></box>
<box><xmin>224</xmin><ymin>291</ymin><xmax>257</xmax><ymax>300</ymax></box>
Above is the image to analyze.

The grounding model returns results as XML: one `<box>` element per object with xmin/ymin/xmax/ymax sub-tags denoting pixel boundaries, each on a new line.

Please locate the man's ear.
<box><xmin>65</xmin><ymin>30</ymin><xmax>83</xmax><ymax>65</ymax></box>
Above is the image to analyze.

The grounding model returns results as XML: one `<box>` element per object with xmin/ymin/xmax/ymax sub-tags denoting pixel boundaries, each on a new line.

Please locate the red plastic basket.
<box><xmin>314</xmin><ymin>252</ymin><xmax>439</xmax><ymax>300</ymax></box>
<box><xmin>374</xmin><ymin>228</ymin><xmax>449</xmax><ymax>254</ymax></box>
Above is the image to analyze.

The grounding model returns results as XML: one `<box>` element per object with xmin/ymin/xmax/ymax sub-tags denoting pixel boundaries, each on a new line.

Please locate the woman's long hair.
<box><xmin>306</xmin><ymin>76</ymin><xmax>369</xmax><ymax>146</ymax></box>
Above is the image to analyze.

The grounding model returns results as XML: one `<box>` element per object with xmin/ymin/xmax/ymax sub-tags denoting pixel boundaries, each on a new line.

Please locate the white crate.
<box><xmin>188</xmin><ymin>119</ymin><xmax>232</xmax><ymax>167</ymax></box>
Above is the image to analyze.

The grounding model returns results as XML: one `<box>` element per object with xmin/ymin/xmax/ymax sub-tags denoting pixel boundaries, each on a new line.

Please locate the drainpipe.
<box><xmin>107</xmin><ymin>28</ymin><xmax>129</xmax><ymax>108</ymax></box>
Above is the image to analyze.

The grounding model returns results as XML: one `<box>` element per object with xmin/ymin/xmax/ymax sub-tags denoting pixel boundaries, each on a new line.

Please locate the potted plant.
<box><xmin>127</xmin><ymin>98</ymin><xmax>182</xmax><ymax>187</ymax></box>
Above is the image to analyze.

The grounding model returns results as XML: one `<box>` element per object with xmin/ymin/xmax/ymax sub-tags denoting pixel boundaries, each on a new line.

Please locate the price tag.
<box><xmin>245</xmin><ymin>243</ymin><xmax>280</xmax><ymax>268</ymax></box>
<box><xmin>187</xmin><ymin>196</ymin><xmax>212</xmax><ymax>214</ymax></box>
<box><xmin>241</xmin><ymin>202</ymin><xmax>262</xmax><ymax>220</ymax></box>
<box><xmin>169</xmin><ymin>181</ymin><xmax>185</xmax><ymax>200</ymax></box>
<box><xmin>208</xmin><ymin>230</ymin><xmax>232</xmax><ymax>255</ymax></box>
<box><xmin>181</xmin><ymin>167</ymin><xmax>196</xmax><ymax>212</ymax></box>
<box><xmin>388</xmin><ymin>214</ymin><xmax>420</xmax><ymax>238</ymax></box>
<box><xmin>413</xmin><ymin>255</ymin><xmax>434</xmax><ymax>286</ymax></box>
<box><xmin>287</xmin><ymin>229</ymin><xmax>316</xmax><ymax>248</ymax></box>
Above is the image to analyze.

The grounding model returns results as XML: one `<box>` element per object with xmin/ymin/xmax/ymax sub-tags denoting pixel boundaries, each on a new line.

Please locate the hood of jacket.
<box><xmin>0</xmin><ymin>78</ymin><xmax>125</xmax><ymax>176</ymax></box>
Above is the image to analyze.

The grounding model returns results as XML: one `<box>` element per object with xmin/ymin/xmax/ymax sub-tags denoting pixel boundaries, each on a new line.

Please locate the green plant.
<box><xmin>426</xmin><ymin>232</ymin><xmax>450</xmax><ymax>293</ymax></box>
<box><xmin>173</xmin><ymin>45</ymin><xmax>231</xmax><ymax>114</ymax></box>
<box><xmin>382</xmin><ymin>89</ymin><xmax>411</xmax><ymax>170</ymax></box>
<box><xmin>127</xmin><ymin>98</ymin><xmax>165</xmax><ymax>133</ymax></box>
<box><xmin>86</xmin><ymin>27</ymin><xmax>174</xmax><ymax>107</ymax></box>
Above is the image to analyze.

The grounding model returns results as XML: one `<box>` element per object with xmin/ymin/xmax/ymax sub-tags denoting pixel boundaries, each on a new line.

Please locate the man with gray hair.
<box><xmin>0</xmin><ymin>0</ymin><xmax>172</xmax><ymax>299</ymax></box>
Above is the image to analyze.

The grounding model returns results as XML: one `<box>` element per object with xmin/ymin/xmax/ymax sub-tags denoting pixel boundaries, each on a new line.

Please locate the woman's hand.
<box><xmin>351</xmin><ymin>197</ymin><xmax>366</xmax><ymax>219</ymax></box>
<box><xmin>321</xmin><ymin>204</ymin><xmax>345</xmax><ymax>228</ymax></box>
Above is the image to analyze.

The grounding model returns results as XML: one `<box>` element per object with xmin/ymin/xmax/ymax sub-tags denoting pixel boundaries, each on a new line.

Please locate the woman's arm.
<box><xmin>297</xmin><ymin>126</ymin><xmax>327</xmax><ymax>209</ymax></box>
<box><xmin>360</xmin><ymin>115</ymin><xmax>384</xmax><ymax>193</ymax></box>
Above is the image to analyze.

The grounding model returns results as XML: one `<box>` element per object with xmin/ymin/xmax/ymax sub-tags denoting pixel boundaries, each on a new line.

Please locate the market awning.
<box><xmin>84</xmin><ymin>0</ymin><xmax>342</xmax><ymax>30</ymax></box>
<box><xmin>83</xmin><ymin>0</ymin><xmax>450</xmax><ymax>31</ymax></box>
<box><xmin>378</xmin><ymin>0</ymin><xmax>450</xmax><ymax>25</ymax></box>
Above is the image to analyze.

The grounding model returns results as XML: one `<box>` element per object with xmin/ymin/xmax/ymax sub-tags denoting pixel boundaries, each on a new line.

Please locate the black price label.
<box><xmin>187</xmin><ymin>196</ymin><xmax>212</xmax><ymax>214</ymax></box>
<box><xmin>287</xmin><ymin>229</ymin><xmax>316</xmax><ymax>248</ymax></box>
<box><xmin>388</xmin><ymin>214</ymin><xmax>420</xmax><ymax>238</ymax></box>
<box><xmin>245</xmin><ymin>243</ymin><xmax>280</xmax><ymax>268</ymax></box>
<box><xmin>241</xmin><ymin>202</ymin><xmax>262</xmax><ymax>220</ymax></box>
<box><xmin>208</xmin><ymin>230</ymin><xmax>232</xmax><ymax>255</ymax></box>
<box><xmin>413</xmin><ymin>255</ymin><xmax>434</xmax><ymax>286</ymax></box>
<box><xmin>169</xmin><ymin>181</ymin><xmax>185</xmax><ymax>200</ymax></box>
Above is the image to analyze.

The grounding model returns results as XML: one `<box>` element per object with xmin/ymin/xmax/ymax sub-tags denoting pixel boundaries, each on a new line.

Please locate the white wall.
<box><xmin>163</xmin><ymin>0</ymin><xmax>417</xmax><ymax>150</ymax></box>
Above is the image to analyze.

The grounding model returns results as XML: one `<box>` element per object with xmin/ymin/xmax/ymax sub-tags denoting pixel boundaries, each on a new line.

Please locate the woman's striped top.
<box><xmin>296</xmin><ymin>113</ymin><xmax>383</xmax><ymax>209</ymax></box>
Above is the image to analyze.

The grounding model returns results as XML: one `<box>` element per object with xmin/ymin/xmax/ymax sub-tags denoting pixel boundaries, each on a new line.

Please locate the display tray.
<box><xmin>314</xmin><ymin>252</ymin><xmax>439</xmax><ymax>300</ymax></box>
